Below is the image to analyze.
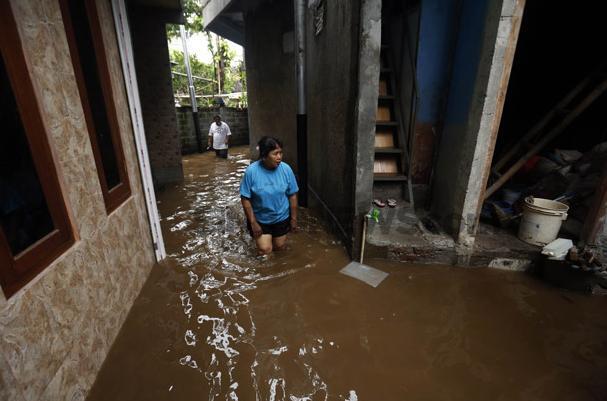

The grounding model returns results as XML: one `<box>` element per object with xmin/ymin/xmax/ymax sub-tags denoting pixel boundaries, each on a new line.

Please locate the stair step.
<box><xmin>375</xmin><ymin>147</ymin><xmax>403</xmax><ymax>154</ymax></box>
<box><xmin>374</xmin><ymin>173</ymin><xmax>408</xmax><ymax>182</ymax></box>
<box><xmin>376</xmin><ymin>121</ymin><xmax>398</xmax><ymax>126</ymax></box>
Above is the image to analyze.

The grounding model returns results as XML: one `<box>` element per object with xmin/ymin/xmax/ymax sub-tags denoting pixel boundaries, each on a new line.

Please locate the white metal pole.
<box><xmin>180</xmin><ymin>25</ymin><xmax>204</xmax><ymax>151</ymax></box>
<box><xmin>180</xmin><ymin>25</ymin><xmax>198</xmax><ymax>112</ymax></box>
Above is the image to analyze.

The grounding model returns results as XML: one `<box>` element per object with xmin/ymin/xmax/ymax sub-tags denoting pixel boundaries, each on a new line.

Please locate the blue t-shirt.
<box><xmin>240</xmin><ymin>160</ymin><xmax>299</xmax><ymax>224</ymax></box>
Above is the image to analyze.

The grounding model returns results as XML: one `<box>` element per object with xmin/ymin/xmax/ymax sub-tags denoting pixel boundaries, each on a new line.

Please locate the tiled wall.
<box><xmin>0</xmin><ymin>1</ymin><xmax>156</xmax><ymax>400</ymax></box>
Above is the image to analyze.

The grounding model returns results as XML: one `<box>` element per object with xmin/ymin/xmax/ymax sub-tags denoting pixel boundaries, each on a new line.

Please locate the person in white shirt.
<box><xmin>207</xmin><ymin>114</ymin><xmax>232</xmax><ymax>158</ymax></box>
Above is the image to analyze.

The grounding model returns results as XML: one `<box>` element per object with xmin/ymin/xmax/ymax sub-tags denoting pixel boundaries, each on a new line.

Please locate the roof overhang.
<box><xmin>130</xmin><ymin>0</ymin><xmax>184</xmax><ymax>24</ymax></box>
<box><xmin>202</xmin><ymin>0</ymin><xmax>245</xmax><ymax>45</ymax></box>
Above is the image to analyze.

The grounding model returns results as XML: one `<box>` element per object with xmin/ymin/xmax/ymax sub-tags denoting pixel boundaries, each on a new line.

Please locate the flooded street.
<box><xmin>87</xmin><ymin>147</ymin><xmax>607</xmax><ymax>401</ymax></box>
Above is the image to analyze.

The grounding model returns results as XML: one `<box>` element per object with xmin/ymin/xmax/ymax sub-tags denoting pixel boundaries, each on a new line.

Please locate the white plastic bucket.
<box><xmin>517</xmin><ymin>197</ymin><xmax>569</xmax><ymax>246</ymax></box>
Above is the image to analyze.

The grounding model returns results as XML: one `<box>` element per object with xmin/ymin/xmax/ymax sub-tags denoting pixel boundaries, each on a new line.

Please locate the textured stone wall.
<box><xmin>0</xmin><ymin>1</ymin><xmax>156</xmax><ymax>400</ymax></box>
<box><xmin>129</xmin><ymin>6</ymin><xmax>183</xmax><ymax>187</ymax></box>
<box><xmin>177</xmin><ymin>106</ymin><xmax>249</xmax><ymax>154</ymax></box>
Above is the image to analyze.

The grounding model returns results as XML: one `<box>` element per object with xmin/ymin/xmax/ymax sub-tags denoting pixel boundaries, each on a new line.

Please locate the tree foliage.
<box><xmin>166</xmin><ymin>0</ymin><xmax>247</xmax><ymax>107</ymax></box>
<box><xmin>170</xmin><ymin>49</ymin><xmax>215</xmax><ymax>97</ymax></box>
<box><xmin>166</xmin><ymin>0</ymin><xmax>203</xmax><ymax>40</ymax></box>
<box><xmin>170</xmin><ymin>49</ymin><xmax>246</xmax><ymax>107</ymax></box>
<box><xmin>206</xmin><ymin>32</ymin><xmax>238</xmax><ymax>94</ymax></box>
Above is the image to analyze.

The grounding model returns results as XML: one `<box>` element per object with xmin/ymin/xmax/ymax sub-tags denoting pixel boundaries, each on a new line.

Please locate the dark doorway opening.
<box><xmin>484</xmin><ymin>0</ymin><xmax>607</xmax><ymax>244</ymax></box>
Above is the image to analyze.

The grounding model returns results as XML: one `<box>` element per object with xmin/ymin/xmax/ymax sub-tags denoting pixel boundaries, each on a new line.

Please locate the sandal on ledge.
<box><xmin>387</xmin><ymin>198</ymin><xmax>397</xmax><ymax>208</ymax></box>
<box><xmin>373</xmin><ymin>199</ymin><xmax>386</xmax><ymax>208</ymax></box>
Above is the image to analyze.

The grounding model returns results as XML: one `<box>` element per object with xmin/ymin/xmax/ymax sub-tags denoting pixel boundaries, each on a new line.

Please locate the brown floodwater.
<box><xmin>87</xmin><ymin>146</ymin><xmax>607</xmax><ymax>401</ymax></box>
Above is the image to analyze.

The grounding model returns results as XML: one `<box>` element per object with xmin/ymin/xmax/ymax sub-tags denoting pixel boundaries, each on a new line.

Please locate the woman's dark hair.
<box><xmin>258</xmin><ymin>136</ymin><xmax>282</xmax><ymax>159</ymax></box>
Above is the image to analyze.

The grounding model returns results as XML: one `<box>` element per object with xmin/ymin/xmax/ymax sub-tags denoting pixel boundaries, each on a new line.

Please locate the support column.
<box><xmin>352</xmin><ymin>0</ymin><xmax>382</xmax><ymax>260</ymax></box>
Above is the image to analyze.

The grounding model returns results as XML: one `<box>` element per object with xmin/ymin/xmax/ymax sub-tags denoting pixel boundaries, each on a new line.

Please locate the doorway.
<box><xmin>483</xmin><ymin>0</ymin><xmax>607</xmax><ymax>245</ymax></box>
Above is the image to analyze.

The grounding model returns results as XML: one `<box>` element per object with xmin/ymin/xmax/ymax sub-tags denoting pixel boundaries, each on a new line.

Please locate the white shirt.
<box><xmin>208</xmin><ymin>121</ymin><xmax>231</xmax><ymax>150</ymax></box>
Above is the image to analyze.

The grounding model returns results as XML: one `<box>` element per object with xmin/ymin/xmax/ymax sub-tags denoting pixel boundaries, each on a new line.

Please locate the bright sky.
<box><xmin>168</xmin><ymin>32</ymin><xmax>244</xmax><ymax>64</ymax></box>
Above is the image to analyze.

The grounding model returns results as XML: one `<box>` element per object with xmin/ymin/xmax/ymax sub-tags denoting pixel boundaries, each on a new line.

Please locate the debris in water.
<box><xmin>340</xmin><ymin>261</ymin><xmax>389</xmax><ymax>287</ymax></box>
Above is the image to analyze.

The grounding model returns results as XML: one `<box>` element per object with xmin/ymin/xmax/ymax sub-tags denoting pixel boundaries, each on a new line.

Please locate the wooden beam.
<box><xmin>484</xmin><ymin>77</ymin><xmax>607</xmax><ymax>200</ymax></box>
<box><xmin>492</xmin><ymin>68</ymin><xmax>600</xmax><ymax>173</ymax></box>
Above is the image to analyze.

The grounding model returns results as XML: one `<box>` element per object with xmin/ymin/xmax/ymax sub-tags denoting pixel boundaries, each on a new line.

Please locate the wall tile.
<box><xmin>0</xmin><ymin>353</ymin><xmax>25</xmax><ymax>401</ymax></box>
<box><xmin>1</xmin><ymin>0</ymin><xmax>156</xmax><ymax>400</ymax></box>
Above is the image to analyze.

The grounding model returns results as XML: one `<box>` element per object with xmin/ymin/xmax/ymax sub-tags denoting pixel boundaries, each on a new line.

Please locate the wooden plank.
<box><xmin>374</xmin><ymin>129</ymin><xmax>395</xmax><ymax>148</ymax></box>
<box><xmin>378</xmin><ymin>79</ymin><xmax>388</xmax><ymax>96</ymax></box>
<box><xmin>374</xmin><ymin>173</ymin><xmax>408</xmax><ymax>182</ymax></box>
<box><xmin>374</xmin><ymin>147</ymin><xmax>403</xmax><ymax>154</ymax></box>
<box><xmin>376</xmin><ymin>105</ymin><xmax>391</xmax><ymax>121</ymax></box>
<box><xmin>484</xmin><ymin>77</ymin><xmax>607</xmax><ymax>199</ymax></box>
<box><xmin>493</xmin><ymin>62</ymin><xmax>607</xmax><ymax>173</ymax></box>
<box><xmin>373</xmin><ymin>154</ymin><xmax>398</xmax><ymax>173</ymax></box>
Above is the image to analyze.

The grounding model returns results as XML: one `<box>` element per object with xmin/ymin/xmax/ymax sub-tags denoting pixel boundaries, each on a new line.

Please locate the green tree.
<box><xmin>166</xmin><ymin>0</ymin><xmax>203</xmax><ymax>40</ymax></box>
<box><xmin>169</xmin><ymin>49</ymin><xmax>216</xmax><ymax>105</ymax></box>
<box><xmin>206</xmin><ymin>32</ymin><xmax>237</xmax><ymax>94</ymax></box>
<box><xmin>166</xmin><ymin>0</ymin><xmax>247</xmax><ymax>106</ymax></box>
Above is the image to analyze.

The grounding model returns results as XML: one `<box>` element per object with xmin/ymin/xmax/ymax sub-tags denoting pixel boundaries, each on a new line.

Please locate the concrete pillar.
<box><xmin>352</xmin><ymin>0</ymin><xmax>382</xmax><ymax>259</ymax></box>
<box><xmin>429</xmin><ymin>0</ymin><xmax>525</xmax><ymax>261</ymax></box>
<box><xmin>129</xmin><ymin>6</ymin><xmax>183</xmax><ymax>188</ymax></box>
<box><xmin>243</xmin><ymin>2</ymin><xmax>297</xmax><ymax>168</ymax></box>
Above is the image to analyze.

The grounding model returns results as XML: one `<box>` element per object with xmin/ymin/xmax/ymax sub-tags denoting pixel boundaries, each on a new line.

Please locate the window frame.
<box><xmin>0</xmin><ymin>2</ymin><xmax>75</xmax><ymax>298</ymax></box>
<box><xmin>59</xmin><ymin>0</ymin><xmax>131</xmax><ymax>213</ymax></box>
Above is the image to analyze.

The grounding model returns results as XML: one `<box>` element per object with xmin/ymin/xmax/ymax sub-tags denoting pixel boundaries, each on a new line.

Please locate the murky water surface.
<box><xmin>87</xmin><ymin>147</ymin><xmax>607</xmax><ymax>401</ymax></box>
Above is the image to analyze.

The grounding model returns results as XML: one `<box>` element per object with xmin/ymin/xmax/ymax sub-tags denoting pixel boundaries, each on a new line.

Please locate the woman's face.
<box><xmin>263</xmin><ymin>146</ymin><xmax>283</xmax><ymax>169</ymax></box>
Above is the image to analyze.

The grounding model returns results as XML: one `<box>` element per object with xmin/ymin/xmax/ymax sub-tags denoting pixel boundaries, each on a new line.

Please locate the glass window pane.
<box><xmin>68</xmin><ymin>0</ymin><xmax>120</xmax><ymax>189</ymax></box>
<box><xmin>0</xmin><ymin>56</ymin><xmax>55</xmax><ymax>255</ymax></box>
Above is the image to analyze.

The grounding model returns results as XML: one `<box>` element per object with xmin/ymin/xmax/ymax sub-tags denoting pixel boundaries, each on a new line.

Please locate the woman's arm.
<box><xmin>241</xmin><ymin>197</ymin><xmax>262</xmax><ymax>237</ymax></box>
<box><xmin>289</xmin><ymin>193</ymin><xmax>298</xmax><ymax>232</ymax></box>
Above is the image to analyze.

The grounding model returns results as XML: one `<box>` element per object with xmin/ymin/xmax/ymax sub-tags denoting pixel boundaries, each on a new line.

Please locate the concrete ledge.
<box><xmin>366</xmin><ymin>208</ymin><xmax>543</xmax><ymax>268</ymax></box>
<box><xmin>202</xmin><ymin>0</ymin><xmax>233</xmax><ymax>29</ymax></box>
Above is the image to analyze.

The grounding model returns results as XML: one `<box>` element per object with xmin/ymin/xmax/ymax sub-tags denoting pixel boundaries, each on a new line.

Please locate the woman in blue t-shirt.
<box><xmin>240</xmin><ymin>136</ymin><xmax>299</xmax><ymax>255</ymax></box>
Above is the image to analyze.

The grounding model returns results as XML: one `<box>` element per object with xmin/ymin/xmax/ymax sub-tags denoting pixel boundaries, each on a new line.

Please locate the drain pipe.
<box><xmin>180</xmin><ymin>25</ymin><xmax>204</xmax><ymax>153</ymax></box>
<box><xmin>295</xmin><ymin>0</ymin><xmax>308</xmax><ymax>206</ymax></box>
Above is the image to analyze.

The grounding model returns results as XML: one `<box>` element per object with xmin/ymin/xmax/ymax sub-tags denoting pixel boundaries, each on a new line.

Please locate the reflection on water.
<box><xmin>87</xmin><ymin>147</ymin><xmax>607</xmax><ymax>401</ymax></box>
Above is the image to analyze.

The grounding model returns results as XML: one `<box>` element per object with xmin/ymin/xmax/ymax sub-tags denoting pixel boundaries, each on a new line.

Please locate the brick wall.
<box><xmin>177</xmin><ymin>106</ymin><xmax>249</xmax><ymax>154</ymax></box>
<box><xmin>130</xmin><ymin>7</ymin><xmax>183</xmax><ymax>187</ymax></box>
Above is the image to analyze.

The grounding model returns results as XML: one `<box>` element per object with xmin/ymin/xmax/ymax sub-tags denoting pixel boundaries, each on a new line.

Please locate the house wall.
<box><xmin>177</xmin><ymin>106</ymin><xmax>249</xmax><ymax>154</ymax></box>
<box><xmin>0</xmin><ymin>1</ymin><xmax>156</xmax><ymax>400</ymax></box>
<box><xmin>243</xmin><ymin>1</ymin><xmax>297</xmax><ymax>169</ymax></box>
<box><xmin>306</xmin><ymin>0</ymin><xmax>362</xmax><ymax>251</ymax></box>
<box><xmin>129</xmin><ymin>6</ymin><xmax>183</xmax><ymax>188</ymax></box>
